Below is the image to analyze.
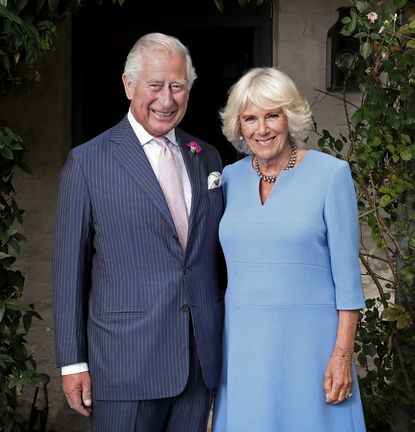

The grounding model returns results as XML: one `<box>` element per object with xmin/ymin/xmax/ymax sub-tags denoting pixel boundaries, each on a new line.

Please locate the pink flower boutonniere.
<box><xmin>186</xmin><ymin>141</ymin><xmax>202</xmax><ymax>154</ymax></box>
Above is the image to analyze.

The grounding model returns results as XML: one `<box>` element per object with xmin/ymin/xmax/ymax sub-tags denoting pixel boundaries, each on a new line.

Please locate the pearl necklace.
<box><xmin>254</xmin><ymin>142</ymin><xmax>297</xmax><ymax>183</ymax></box>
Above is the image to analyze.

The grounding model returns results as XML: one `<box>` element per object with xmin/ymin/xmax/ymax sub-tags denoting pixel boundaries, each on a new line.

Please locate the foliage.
<box><xmin>0</xmin><ymin>0</ymin><xmax>71</xmax><ymax>429</ymax></box>
<box><xmin>0</xmin><ymin>0</ymin><xmax>131</xmax><ymax>429</ymax></box>
<box><xmin>316</xmin><ymin>1</ymin><xmax>415</xmax><ymax>430</ymax></box>
<box><xmin>0</xmin><ymin>127</ymin><xmax>41</xmax><ymax>432</ymax></box>
<box><xmin>211</xmin><ymin>0</ymin><xmax>267</xmax><ymax>14</ymax></box>
<box><xmin>0</xmin><ymin>0</ymin><xmax>128</xmax><ymax>94</ymax></box>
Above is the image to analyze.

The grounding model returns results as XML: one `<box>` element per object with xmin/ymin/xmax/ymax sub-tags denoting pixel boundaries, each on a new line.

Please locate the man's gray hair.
<box><xmin>123</xmin><ymin>32</ymin><xmax>197</xmax><ymax>88</ymax></box>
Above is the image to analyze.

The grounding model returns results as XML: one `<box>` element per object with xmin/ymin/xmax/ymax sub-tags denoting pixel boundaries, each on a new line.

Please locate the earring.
<box><xmin>239</xmin><ymin>135</ymin><xmax>244</xmax><ymax>141</ymax></box>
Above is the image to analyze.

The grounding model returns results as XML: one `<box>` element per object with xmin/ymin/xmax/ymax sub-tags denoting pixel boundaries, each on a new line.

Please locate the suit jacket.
<box><xmin>53</xmin><ymin>116</ymin><xmax>225</xmax><ymax>400</ymax></box>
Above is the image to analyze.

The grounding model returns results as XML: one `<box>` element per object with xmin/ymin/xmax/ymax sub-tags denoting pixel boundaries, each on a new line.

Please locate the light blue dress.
<box><xmin>212</xmin><ymin>150</ymin><xmax>366</xmax><ymax>432</ymax></box>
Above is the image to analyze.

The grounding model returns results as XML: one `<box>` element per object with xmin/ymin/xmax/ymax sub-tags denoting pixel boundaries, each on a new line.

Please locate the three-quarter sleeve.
<box><xmin>324</xmin><ymin>161</ymin><xmax>365</xmax><ymax>310</ymax></box>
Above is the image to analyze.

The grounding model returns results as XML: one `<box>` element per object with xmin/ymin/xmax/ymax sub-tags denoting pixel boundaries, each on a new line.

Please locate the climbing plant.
<box><xmin>0</xmin><ymin>1</ymin><xmax>78</xmax><ymax>430</ymax></box>
<box><xmin>315</xmin><ymin>1</ymin><xmax>415</xmax><ymax>430</ymax></box>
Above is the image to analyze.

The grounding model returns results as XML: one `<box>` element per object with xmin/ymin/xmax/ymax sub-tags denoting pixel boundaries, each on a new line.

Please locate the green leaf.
<box><xmin>360</xmin><ymin>42</ymin><xmax>373</xmax><ymax>59</ymax></box>
<box><xmin>16</xmin><ymin>160</ymin><xmax>33</xmax><ymax>175</ymax></box>
<box><xmin>8</xmin><ymin>237</ymin><xmax>21</xmax><ymax>254</ymax></box>
<box><xmin>16</xmin><ymin>0</ymin><xmax>29</xmax><ymax>12</ymax></box>
<box><xmin>36</xmin><ymin>0</ymin><xmax>46</xmax><ymax>13</ymax></box>
<box><xmin>0</xmin><ymin>301</ymin><xmax>5</xmax><ymax>322</ymax></box>
<box><xmin>0</xmin><ymin>5</ymin><xmax>25</xmax><ymax>27</ymax></box>
<box><xmin>213</xmin><ymin>0</ymin><xmax>224</xmax><ymax>13</ymax></box>
<box><xmin>5</xmin><ymin>299</ymin><xmax>33</xmax><ymax>312</ymax></box>
<box><xmin>406</xmin><ymin>40</ymin><xmax>415</xmax><ymax>49</ymax></box>
<box><xmin>382</xmin><ymin>304</ymin><xmax>404</xmax><ymax>321</ymax></box>
<box><xmin>354</xmin><ymin>32</ymin><xmax>367</xmax><ymax>38</ymax></box>
<box><xmin>356</xmin><ymin>1</ymin><xmax>370</xmax><ymax>14</ymax></box>
<box><xmin>380</xmin><ymin>195</ymin><xmax>391</xmax><ymax>207</ymax></box>
<box><xmin>5</xmin><ymin>414</ymin><xmax>13</xmax><ymax>432</ymax></box>
<box><xmin>334</xmin><ymin>140</ymin><xmax>343</xmax><ymax>152</ymax></box>
<box><xmin>0</xmin><ymin>252</ymin><xmax>11</xmax><ymax>260</ymax></box>
<box><xmin>23</xmin><ymin>313</ymin><xmax>32</xmax><ymax>333</ymax></box>
<box><xmin>0</xmin><ymin>147</ymin><xmax>14</xmax><ymax>160</ymax></box>
<box><xmin>400</xmin><ymin>149</ymin><xmax>412</xmax><ymax>161</ymax></box>
<box><xmin>396</xmin><ymin>315</ymin><xmax>411</xmax><ymax>329</ymax></box>
<box><xmin>351</xmin><ymin>110</ymin><xmax>364</xmax><ymax>125</ymax></box>
<box><xmin>47</xmin><ymin>0</ymin><xmax>58</xmax><ymax>14</ymax></box>
<box><xmin>369</xmin><ymin>33</ymin><xmax>382</xmax><ymax>40</ymax></box>
<box><xmin>7</xmin><ymin>141</ymin><xmax>23</xmax><ymax>150</ymax></box>
<box><xmin>0</xmin><ymin>353</ymin><xmax>13</xmax><ymax>363</ymax></box>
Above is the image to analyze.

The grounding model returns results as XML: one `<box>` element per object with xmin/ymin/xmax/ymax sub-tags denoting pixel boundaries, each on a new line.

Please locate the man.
<box><xmin>53</xmin><ymin>33</ymin><xmax>224</xmax><ymax>432</ymax></box>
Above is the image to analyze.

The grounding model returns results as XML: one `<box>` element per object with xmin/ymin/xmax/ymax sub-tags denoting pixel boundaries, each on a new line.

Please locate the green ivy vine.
<box><xmin>315</xmin><ymin>1</ymin><xmax>415</xmax><ymax>430</ymax></box>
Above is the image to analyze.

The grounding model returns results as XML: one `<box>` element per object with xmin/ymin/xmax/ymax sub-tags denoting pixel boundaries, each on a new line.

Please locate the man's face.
<box><xmin>122</xmin><ymin>50</ymin><xmax>190</xmax><ymax>137</ymax></box>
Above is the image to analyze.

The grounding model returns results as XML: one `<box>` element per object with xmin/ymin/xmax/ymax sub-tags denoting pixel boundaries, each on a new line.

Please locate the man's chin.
<box><xmin>149</xmin><ymin>118</ymin><xmax>182</xmax><ymax>135</ymax></box>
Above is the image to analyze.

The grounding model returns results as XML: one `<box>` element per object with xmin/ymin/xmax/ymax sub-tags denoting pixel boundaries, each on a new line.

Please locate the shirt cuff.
<box><xmin>61</xmin><ymin>362</ymin><xmax>89</xmax><ymax>376</ymax></box>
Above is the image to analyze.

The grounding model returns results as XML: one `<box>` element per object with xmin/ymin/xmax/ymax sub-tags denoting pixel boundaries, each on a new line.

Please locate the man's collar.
<box><xmin>127</xmin><ymin>110</ymin><xmax>178</xmax><ymax>146</ymax></box>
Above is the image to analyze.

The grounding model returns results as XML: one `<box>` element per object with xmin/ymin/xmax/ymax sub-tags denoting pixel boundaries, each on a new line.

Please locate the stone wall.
<box><xmin>1</xmin><ymin>2</ymin><xmax>378</xmax><ymax>431</ymax></box>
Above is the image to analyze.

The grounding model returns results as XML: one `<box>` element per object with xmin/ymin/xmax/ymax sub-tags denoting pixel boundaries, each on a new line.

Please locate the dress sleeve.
<box><xmin>324</xmin><ymin>161</ymin><xmax>365</xmax><ymax>310</ymax></box>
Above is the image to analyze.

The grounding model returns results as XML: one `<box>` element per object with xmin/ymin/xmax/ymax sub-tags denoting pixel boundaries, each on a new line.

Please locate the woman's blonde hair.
<box><xmin>220</xmin><ymin>67</ymin><xmax>313</xmax><ymax>153</ymax></box>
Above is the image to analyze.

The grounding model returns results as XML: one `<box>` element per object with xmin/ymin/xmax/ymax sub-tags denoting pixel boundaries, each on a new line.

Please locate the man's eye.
<box><xmin>170</xmin><ymin>83</ymin><xmax>185</xmax><ymax>92</ymax></box>
<box><xmin>149</xmin><ymin>83</ymin><xmax>163</xmax><ymax>90</ymax></box>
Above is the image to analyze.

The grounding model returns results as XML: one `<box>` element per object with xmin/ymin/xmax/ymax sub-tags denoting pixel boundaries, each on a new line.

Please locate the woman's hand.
<box><xmin>324</xmin><ymin>347</ymin><xmax>353</xmax><ymax>404</ymax></box>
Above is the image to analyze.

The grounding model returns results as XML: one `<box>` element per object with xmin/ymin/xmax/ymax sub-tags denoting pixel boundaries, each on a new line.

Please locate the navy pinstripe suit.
<box><xmin>53</xmin><ymin>116</ymin><xmax>224</xmax><ymax>403</ymax></box>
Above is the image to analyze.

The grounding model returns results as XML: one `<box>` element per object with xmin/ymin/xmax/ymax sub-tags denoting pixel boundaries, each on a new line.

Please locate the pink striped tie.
<box><xmin>155</xmin><ymin>136</ymin><xmax>188</xmax><ymax>250</ymax></box>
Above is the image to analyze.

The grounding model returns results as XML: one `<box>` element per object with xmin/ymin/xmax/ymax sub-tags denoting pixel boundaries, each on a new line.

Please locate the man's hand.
<box><xmin>62</xmin><ymin>371</ymin><xmax>92</xmax><ymax>416</ymax></box>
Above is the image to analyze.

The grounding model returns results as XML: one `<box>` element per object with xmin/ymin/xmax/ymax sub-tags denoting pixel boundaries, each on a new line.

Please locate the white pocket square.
<box><xmin>207</xmin><ymin>171</ymin><xmax>222</xmax><ymax>189</ymax></box>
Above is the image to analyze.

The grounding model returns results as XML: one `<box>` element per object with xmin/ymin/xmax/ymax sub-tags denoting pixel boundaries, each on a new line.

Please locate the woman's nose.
<box><xmin>257</xmin><ymin>118</ymin><xmax>268</xmax><ymax>135</ymax></box>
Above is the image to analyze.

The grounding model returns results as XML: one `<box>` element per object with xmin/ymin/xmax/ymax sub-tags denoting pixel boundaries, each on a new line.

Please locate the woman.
<box><xmin>212</xmin><ymin>68</ymin><xmax>366</xmax><ymax>431</ymax></box>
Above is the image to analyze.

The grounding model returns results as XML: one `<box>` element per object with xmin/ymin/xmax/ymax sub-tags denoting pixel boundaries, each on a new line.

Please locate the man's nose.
<box><xmin>158</xmin><ymin>85</ymin><xmax>174</xmax><ymax>106</ymax></box>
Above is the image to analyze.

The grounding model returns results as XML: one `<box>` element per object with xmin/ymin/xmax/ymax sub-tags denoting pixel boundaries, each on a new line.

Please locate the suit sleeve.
<box><xmin>324</xmin><ymin>161</ymin><xmax>365</xmax><ymax>310</ymax></box>
<box><xmin>53</xmin><ymin>151</ymin><xmax>93</xmax><ymax>367</ymax></box>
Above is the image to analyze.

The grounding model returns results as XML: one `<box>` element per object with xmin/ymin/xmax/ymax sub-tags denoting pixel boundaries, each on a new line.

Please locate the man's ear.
<box><xmin>122</xmin><ymin>73</ymin><xmax>134</xmax><ymax>100</ymax></box>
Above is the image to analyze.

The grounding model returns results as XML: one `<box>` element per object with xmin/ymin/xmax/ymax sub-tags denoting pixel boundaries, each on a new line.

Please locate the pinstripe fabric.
<box><xmin>53</xmin><ymin>116</ymin><xmax>225</xmax><ymax>401</ymax></box>
<box><xmin>91</xmin><ymin>324</ymin><xmax>213</xmax><ymax>432</ymax></box>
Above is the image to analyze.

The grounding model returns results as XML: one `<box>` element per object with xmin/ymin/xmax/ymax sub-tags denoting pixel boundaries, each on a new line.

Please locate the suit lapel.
<box><xmin>111</xmin><ymin>117</ymin><xmax>176</xmax><ymax>230</ymax></box>
<box><xmin>176</xmin><ymin>130</ymin><xmax>202</xmax><ymax>242</ymax></box>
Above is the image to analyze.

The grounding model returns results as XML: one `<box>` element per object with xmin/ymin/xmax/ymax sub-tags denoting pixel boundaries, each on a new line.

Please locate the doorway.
<box><xmin>72</xmin><ymin>0</ymin><xmax>273</xmax><ymax>164</ymax></box>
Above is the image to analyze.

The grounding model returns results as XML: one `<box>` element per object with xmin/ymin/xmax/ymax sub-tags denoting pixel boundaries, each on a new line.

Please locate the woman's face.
<box><xmin>239</xmin><ymin>102</ymin><xmax>290</xmax><ymax>166</ymax></box>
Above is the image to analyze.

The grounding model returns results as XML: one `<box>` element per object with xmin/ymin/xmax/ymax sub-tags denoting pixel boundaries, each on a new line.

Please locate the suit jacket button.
<box><xmin>183</xmin><ymin>267</ymin><xmax>190</xmax><ymax>275</ymax></box>
<box><xmin>180</xmin><ymin>304</ymin><xmax>189</xmax><ymax>312</ymax></box>
<box><xmin>172</xmin><ymin>234</ymin><xmax>179</xmax><ymax>243</ymax></box>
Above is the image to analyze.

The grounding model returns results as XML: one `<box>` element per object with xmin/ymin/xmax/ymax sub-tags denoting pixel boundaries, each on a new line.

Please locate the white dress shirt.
<box><xmin>127</xmin><ymin>110</ymin><xmax>192</xmax><ymax>215</ymax></box>
<box><xmin>61</xmin><ymin>111</ymin><xmax>193</xmax><ymax>376</ymax></box>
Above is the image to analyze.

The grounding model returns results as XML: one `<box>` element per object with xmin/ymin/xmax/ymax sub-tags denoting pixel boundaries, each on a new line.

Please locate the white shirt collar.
<box><xmin>127</xmin><ymin>110</ymin><xmax>178</xmax><ymax>146</ymax></box>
